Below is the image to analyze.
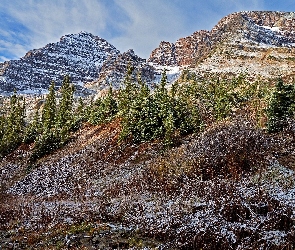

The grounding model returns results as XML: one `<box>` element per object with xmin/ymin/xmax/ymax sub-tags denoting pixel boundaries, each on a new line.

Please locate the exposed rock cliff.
<box><xmin>149</xmin><ymin>11</ymin><xmax>295</xmax><ymax>79</ymax></box>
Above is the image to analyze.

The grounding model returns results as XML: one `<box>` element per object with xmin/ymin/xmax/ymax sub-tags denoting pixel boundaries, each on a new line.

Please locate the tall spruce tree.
<box><xmin>23</xmin><ymin>109</ymin><xmax>40</xmax><ymax>144</ymax></box>
<box><xmin>41</xmin><ymin>81</ymin><xmax>57</xmax><ymax>132</ymax></box>
<box><xmin>56</xmin><ymin>75</ymin><xmax>75</xmax><ymax>145</ymax></box>
<box><xmin>31</xmin><ymin>82</ymin><xmax>59</xmax><ymax>161</ymax></box>
<box><xmin>267</xmin><ymin>78</ymin><xmax>295</xmax><ymax>133</ymax></box>
<box><xmin>56</xmin><ymin>75</ymin><xmax>74</xmax><ymax>130</ymax></box>
<box><xmin>0</xmin><ymin>92</ymin><xmax>25</xmax><ymax>157</ymax></box>
<box><xmin>118</xmin><ymin>66</ymin><xmax>138</xmax><ymax>141</ymax></box>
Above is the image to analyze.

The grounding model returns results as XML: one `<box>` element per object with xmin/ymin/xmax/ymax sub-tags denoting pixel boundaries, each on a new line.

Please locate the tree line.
<box><xmin>0</xmin><ymin>69</ymin><xmax>294</xmax><ymax>161</ymax></box>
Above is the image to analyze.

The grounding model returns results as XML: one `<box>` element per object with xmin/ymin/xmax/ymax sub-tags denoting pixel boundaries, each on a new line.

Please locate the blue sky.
<box><xmin>0</xmin><ymin>0</ymin><xmax>294</xmax><ymax>62</ymax></box>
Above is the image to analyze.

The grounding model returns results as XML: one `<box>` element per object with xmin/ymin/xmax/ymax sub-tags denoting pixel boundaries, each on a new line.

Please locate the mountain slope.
<box><xmin>86</xmin><ymin>49</ymin><xmax>156</xmax><ymax>91</ymax></box>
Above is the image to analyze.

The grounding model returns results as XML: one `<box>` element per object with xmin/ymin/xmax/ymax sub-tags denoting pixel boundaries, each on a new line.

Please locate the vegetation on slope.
<box><xmin>1</xmin><ymin>70</ymin><xmax>295</xmax><ymax>249</ymax></box>
<box><xmin>0</xmin><ymin>68</ymin><xmax>284</xmax><ymax>160</ymax></box>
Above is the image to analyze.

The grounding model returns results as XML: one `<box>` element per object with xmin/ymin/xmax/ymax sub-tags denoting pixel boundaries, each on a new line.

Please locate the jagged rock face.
<box><xmin>86</xmin><ymin>49</ymin><xmax>156</xmax><ymax>90</ymax></box>
<box><xmin>148</xmin><ymin>31</ymin><xmax>211</xmax><ymax>66</ymax></box>
<box><xmin>149</xmin><ymin>11</ymin><xmax>295</xmax><ymax>75</ymax></box>
<box><xmin>148</xmin><ymin>41</ymin><xmax>177</xmax><ymax>66</ymax></box>
<box><xmin>0</xmin><ymin>32</ymin><xmax>119</xmax><ymax>94</ymax></box>
<box><xmin>211</xmin><ymin>11</ymin><xmax>295</xmax><ymax>46</ymax></box>
<box><xmin>198</xmin><ymin>11</ymin><xmax>295</xmax><ymax>79</ymax></box>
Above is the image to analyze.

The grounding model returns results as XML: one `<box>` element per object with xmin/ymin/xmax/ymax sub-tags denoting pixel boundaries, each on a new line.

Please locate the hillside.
<box><xmin>1</xmin><ymin>70</ymin><xmax>295</xmax><ymax>248</ymax></box>
<box><xmin>1</xmin><ymin>10</ymin><xmax>295</xmax><ymax>250</ymax></box>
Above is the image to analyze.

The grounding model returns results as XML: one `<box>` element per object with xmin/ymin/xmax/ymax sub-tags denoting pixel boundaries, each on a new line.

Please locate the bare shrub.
<box><xmin>147</xmin><ymin>119</ymin><xmax>270</xmax><ymax>192</ymax></box>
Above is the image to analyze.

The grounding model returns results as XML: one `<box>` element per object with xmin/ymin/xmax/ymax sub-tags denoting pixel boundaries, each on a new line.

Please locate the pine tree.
<box><xmin>0</xmin><ymin>92</ymin><xmax>26</xmax><ymax>157</ymax></box>
<box><xmin>55</xmin><ymin>76</ymin><xmax>75</xmax><ymax>145</ymax></box>
<box><xmin>31</xmin><ymin>82</ymin><xmax>59</xmax><ymax>161</ymax></box>
<box><xmin>41</xmin><ymin>81</ymin><xmax>57</xmax><ymax>132</ymax></box>
<box><xmin>118</xmin><ymin>66</ymin><xmax>138</xmax><ymax>141</ymax></box>
<box><xmin>56</xmin><ymin>75</ymin><xmax>75</xmax><ymax>131</ymax></box>
<box><xmin>72</xmin><ymin>97</ymin><xmax>86</xmax><ymax>131</ymax></box>
<box><xmin>23</xmin><ymin>109</ymin><xmax>40</xmax><ymax>144</ymax></box>
<box><xmin>0</xmin><ymin>115</ymin><xmax>5</xmax><ymax>140</ymax></box>
<box><xmin>267</xmin><ymin>78</ymin><xmax>295</xmax><ymax>133</ymax></box>
<box><xmin>103</xmin><ymin>86</ymin><xmax>118</xmax><ymax>121</ymax></box>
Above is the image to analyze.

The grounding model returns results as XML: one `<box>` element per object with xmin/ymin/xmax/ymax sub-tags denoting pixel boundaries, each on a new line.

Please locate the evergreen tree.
<box><xmin>0</xmin><ymin>115</ymin><xmax>5</xmax><ymax>140</ymax></box>
<box><xmin>118</xmin><ymin>66</ymin><xmax>139</xmax><ymax>141</ymax></box>
<box><xmin>41</xmin><ymin>81</ymin><xmax>57</xmax><ymax>132</ymax></box>
<box><xmin>0</xmin><ymin>92</ymin><xmax>25</xmax><ymax>157</ymax></box>
<box><xmin>72</xmin><ymin>97</ymin><xmax>87</xmax><ymax>131</ymax></box>
<box><xmin>23</xmin><ymin>110</ymin><xmax>40</xmax><ymax>144</ymax></box>
<box><xmin>56</xmin><ymin>75</ymin><xmax>75</xmax><ymax>131</ymax></box>
<box><xmin>56</xmin><ymin>75</ymin><xmax>75</xmax><ymax>145</ymax></box>
<box><xmin>88</xmin><ymin>86</ymin><xmax>118</xmax><ymax>125</ymax></box>
<box><xmin>267</xmin><ymin>78</ymin><xmax>295</xmax><ymax>133</ymax></box>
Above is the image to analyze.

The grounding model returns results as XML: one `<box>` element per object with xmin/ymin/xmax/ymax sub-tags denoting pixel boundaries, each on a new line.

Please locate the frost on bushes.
<box><xmin>148</xmin><ymin>120</ymin><xmax>269</xmax><ymax>188</ymax></box>
<box><xmin>2</xmin><ymin>72</ymin><xmax>295</xmax><ymax>249</ymax></box>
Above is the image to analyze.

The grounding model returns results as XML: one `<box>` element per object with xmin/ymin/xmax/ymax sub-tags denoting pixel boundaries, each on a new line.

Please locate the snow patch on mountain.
<box><xmin>151</xmin><ymin>64</ymin><xmax>181</xmax><ymax>85</ymax></box>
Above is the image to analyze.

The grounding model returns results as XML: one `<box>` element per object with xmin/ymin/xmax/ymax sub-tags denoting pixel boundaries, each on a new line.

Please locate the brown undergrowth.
<box><xmin>145</xmin><ymin>120</ymin><xmax>270</xmax><ymax>193</ymax></box>
<box><xmin>1</xmin><ymin>117</ymin><xmax>295</xmax><ymax>249</ymax></box>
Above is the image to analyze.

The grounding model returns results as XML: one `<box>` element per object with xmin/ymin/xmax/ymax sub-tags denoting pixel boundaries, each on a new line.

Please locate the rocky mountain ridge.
<box><xmin>149</xmin><ymin>11</ymin><xmax>295</xmax><ymax>79</ymax></box>
<box><xmin>149</xmin><ymin>11</ymin><xmax>295</xmax><ymax>66</ymax></box>
<box><xmin>0</xmin><ymin>31</ymin><xmax>121</xmax><ymax>94</ymax></box>
<box><xmin>1</xmin><ymin>11</ymin><xmax>295</xmax><ymax>95</ymax></box>
<box><xmin>86</xmin><ymin>49</ymin><xmax>156</xmax><ymax>91</ymax></box>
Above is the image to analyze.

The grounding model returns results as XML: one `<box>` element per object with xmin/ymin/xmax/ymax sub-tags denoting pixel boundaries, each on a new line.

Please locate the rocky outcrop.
<box><xmin>87</xmin><ymin>49</ymin><xmax>156</xmax><ymax>90</ymax></box>
<box><xmin>148</xmin><ymin>41</ymin><xmax>177</xmax><ymax>66</ymax></box>
<box><xmin>148</xmin><ymin>30</ymin><xmax>211</xmax><ymax>66</ymax></box>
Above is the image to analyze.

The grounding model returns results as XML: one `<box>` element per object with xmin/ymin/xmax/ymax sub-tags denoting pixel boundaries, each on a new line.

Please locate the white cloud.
<box><xmin>0</xmin><ymin>0</ymin><xmax>285</xmax><ymax>63</ymax></box>
<box><xmin>0</xmin><ymin>38</ymin><xmax>29</xmax><ymax>60</ymax></box>
<box><xmin>217</xmin><ymin>0</ymin><xmax>263</xmax><ymax>10</ymax></box>
<box><xmin>0</xmin><ymin>56</ymin><xmax>11</xmax><ymax>62</ymax></box>
<box><xmin>110</xmin><ymin>0</ymin><xmax>188</xmax><ymax>58</ymax></box>
<box><xmin>0</xmin><ymin>0</ymin><xmax>109</xmax><ymax>58</ymax></box>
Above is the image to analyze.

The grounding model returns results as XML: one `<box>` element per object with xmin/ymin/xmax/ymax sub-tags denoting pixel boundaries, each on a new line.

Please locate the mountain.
<box><xmin>149</xmin><ymin>11</ymin><xmax>295</xmax><ymax>79</ymax></box>
<box><xmin>2</xmin><ymin>11</ymin><xmax>295</xmax><ymax>96</ymax></box>
<box><xmin>2</xmin><ymin>11</ymin><xmax>295</xmax><ymax>249</ymax></box>
<box><xmin>0</xmin><ymin>31</ymin><xmax>120</xmax><ymax>94</ymax></box>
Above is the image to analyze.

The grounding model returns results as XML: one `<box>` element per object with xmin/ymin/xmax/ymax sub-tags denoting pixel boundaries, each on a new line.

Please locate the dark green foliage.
<box><xmin>30</xmin><ymin>130</ymin><xmax>61</xmax><ymax>162</ymax></box>
<box><xmin>71</xmin><ymin>97</ymin><xmax>87</xmax><ymax>131</ymax></box>
<box><xmin>177</xmin><ymin>73</ymin><xmax>270</xmax><ymax>125</ymax></box>
<box><xmin>0</xmin><ymin>69</ymin><xmax>286</xmax><ymax>161</ymax></box>
<box><xmin>56</xmin><ymin>75</ymin><xmax>75</xmax><ymax>130</ymax></box>
<box><xmin>267</xmin><ymin>78</ymin><xmax>295</xmax><ymax>133</ymax></box>
<box><xmin>56</xmin><ymin>76</ymin><xmax>75</xmax><ymax>145</ymax></box>
<box><xmin>30</xmin><ymin>75</ymin><xmax>76</xmax><ymax>161</ymax></box>
<box><xmin>23</xmin><ymin>110</ymin><xmax>40</xmax><ymax>144</ymax></box>
<box><xmin>89</xmin><ymin>87</ymin><xmax>118</xmax><ymax>125</ymax></box>
<box><xmin>118</xmin><ymin>70</ymin><xmax>202</xmax><ymax>146</ymax></box>
<box><xmin>0</xmin><ymin>92</ymin><xmax>25</xmax><ymax>157</ymax></box>
<box><xmin>41</xmin><ymin>82</ymin><xmax>57</xmax><ymax>131</ymax></box>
